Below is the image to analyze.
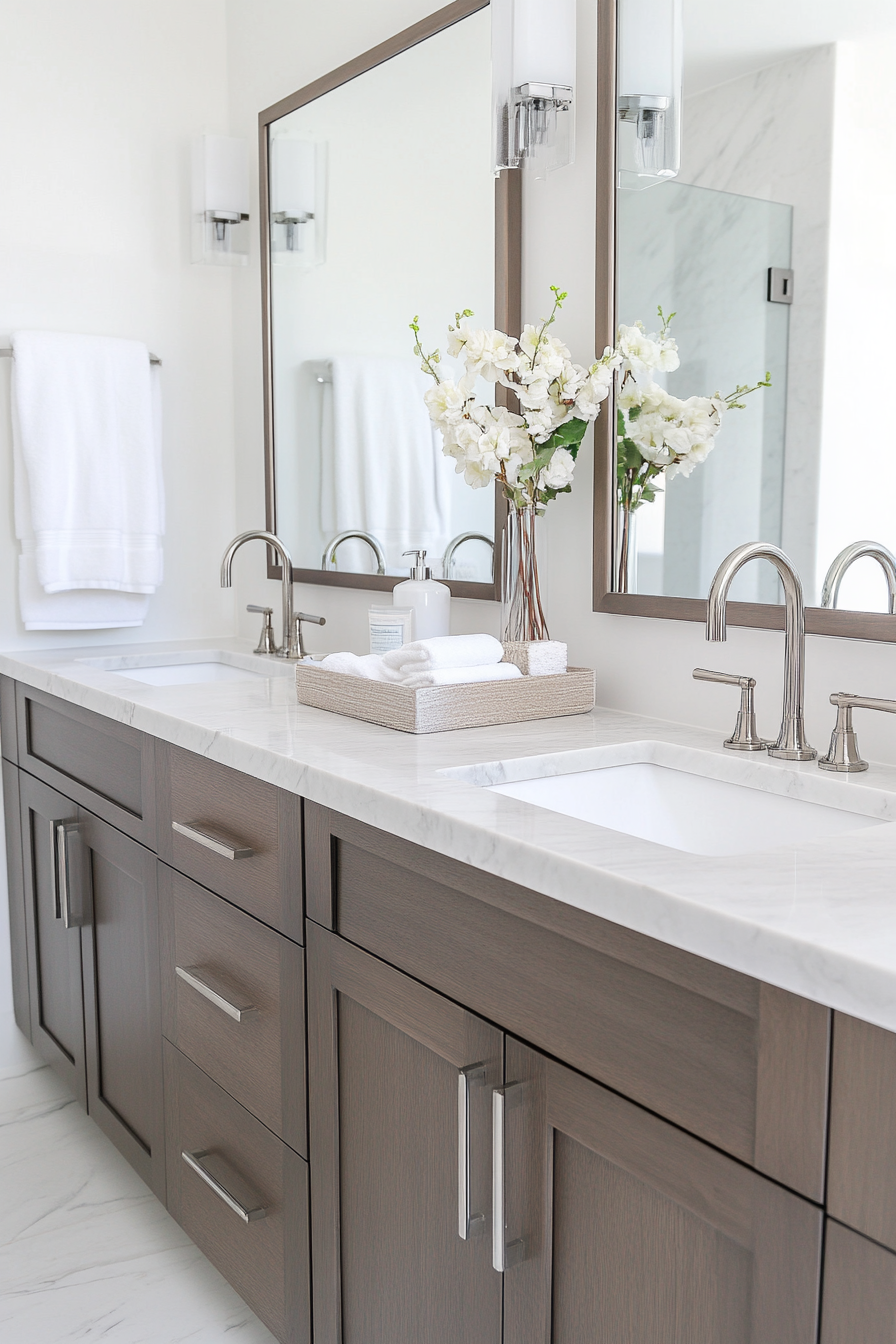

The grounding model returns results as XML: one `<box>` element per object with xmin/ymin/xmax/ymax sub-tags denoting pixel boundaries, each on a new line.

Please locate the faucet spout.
<box><xmin>820</xmin><ymin>540</ymin><xmax>896</xmax><ymax>614</ymax></box>
<box><xmin>221</xmin><ymin>530</ymin><xmax>298</xmax><ymax>658</ymax></box>
<box><xmin>706</xmin><ymin>542</ymin><xmax>816</xmax><ymax>761</ymax></box>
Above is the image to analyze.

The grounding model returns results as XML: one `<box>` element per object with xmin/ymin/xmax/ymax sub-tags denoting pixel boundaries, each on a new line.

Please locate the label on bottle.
<box><xmin>369</xmin><ymin>622</ymin><xmax>406</xmax><ymax>654</ymax></box>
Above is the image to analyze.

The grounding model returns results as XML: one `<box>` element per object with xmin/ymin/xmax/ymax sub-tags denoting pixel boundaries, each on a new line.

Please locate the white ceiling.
<box><xmin>683</xmin><ymin>0</ymin><xmax>896</xmax><ymax>94</ymax></box>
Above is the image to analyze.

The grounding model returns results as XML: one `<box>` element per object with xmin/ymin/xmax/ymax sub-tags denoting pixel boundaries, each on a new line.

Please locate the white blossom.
<box><xmin>424</xmin><ymin>379</ymin><xmax>467</xmax><ymax>426</ymax></box>
<box><xmin>449</xmin><ymin>324</ymin><xmax>520</xmax><ymax>382</ymax></box>
<box><xmin>617</xmin><ymin>321</ymin><xmax>680</xmax><ymax>380</ymax></box>
<box><xmin>541</xmin><ymin>447</ymin><xmax>576</xmax><ymax>490</ymax></box>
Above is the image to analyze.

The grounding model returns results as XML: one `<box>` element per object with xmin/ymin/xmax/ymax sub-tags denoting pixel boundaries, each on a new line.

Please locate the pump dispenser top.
<box><xmin>392</xmin><ymin>548</ymin><xmax>451</xmax><ymax>639</ymax></box>
<box><xmin>403</xmin><ymin>549</ymin><xmax>432</xmax><ymax>580</ymax></box>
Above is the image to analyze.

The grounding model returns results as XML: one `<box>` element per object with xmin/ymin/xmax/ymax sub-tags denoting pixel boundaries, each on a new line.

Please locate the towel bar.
<box><xmin>0</xmin><ymin>347</ymin><xmax>162</xmax><ymax>366</ymax></box>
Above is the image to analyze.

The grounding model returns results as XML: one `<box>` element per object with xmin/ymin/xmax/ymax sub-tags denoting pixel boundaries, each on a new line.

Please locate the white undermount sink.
<box><xmin>76</xmin><ymin>649</ymin><xmax>296</xmax><ymax>686</ymax></box>
<box><xmin>443</xmin><ymin>741</ymin><xmax>896</xmax><ymax>857</ymax></box>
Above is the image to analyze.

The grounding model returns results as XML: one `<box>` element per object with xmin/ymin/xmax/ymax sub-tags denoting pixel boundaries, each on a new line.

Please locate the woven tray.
<box><xmin>294</xmin><ymin>663</ymin><xmax>595</xmax><ymax>734</ymax></box>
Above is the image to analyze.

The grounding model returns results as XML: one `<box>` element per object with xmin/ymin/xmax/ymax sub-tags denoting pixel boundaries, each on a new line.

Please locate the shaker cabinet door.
<box><xmin>78</xmin><ymin>811</ymin><xmax>164</xmax><ymax>1198</ymax></box>
<box><xmin>19</xmin><ymin>771</ymin><xmax>86</xmax><ymax>1106</ymax></box>
<box><xmin>306</xmin><ymin>921</ymin><xmax>503</xmax><ymax>1344</ymax></box>
<box><xmin>503</xmin><ymin>1036</ymin><xmax>823</xmax><ymax>1344</ymax></box>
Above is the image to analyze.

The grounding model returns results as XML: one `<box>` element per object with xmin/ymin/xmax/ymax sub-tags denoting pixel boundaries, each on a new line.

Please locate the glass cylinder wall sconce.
<box><xmin>617</xmin><ymin>0</ymin><xmax>682</xmax><ymax>191</ymax></box>
<box><xmin>270</xmin><ymin>137</ymin><xmax>327</xmax><ymax>268</ymax></box>
<box><xmin>192</xmin><ymin>133</ymin><xmax>250</xmax><ymax>265</ymax></box>
<box><xmin>492</xmin><ymin>0</ymin><xmax>576</xmax><ymax>177</ymax></box>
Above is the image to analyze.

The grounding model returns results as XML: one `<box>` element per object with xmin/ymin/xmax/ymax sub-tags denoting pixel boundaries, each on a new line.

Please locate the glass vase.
<box><xmin>615</xmin><ymin>502</ymin><xmax>638</xmax><ymax>594</ymax></box>
<box><xmin>500</xmin><ymin>504</ymin><xmax>549</xmax><ymax>643</ymax></box>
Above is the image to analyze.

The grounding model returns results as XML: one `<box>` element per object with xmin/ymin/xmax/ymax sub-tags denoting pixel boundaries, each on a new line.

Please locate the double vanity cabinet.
<box><xmin>3</xmin><ymin>673</ymin><xmax>896</xmax><ymax>1342</ymax></box>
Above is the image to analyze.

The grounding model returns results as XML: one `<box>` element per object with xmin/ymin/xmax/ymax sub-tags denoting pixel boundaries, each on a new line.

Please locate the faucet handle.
<box><xmin>818</xmin><ymin>691</ymin><xmax>896</xmax><ymax>772</ymax></box>
<box><xmin>693</xmin><ymin>668</ymin><xmax>766</xmax><ymax>752</ymax></box>
<box><xmin>247</xmin><ymin>605</ymin><xmax>277</xmax><ymax>656</ymax></box>
<box><xmin>292</xmin><ymin>611</ymin><xmax>326</xmax><ymax>659</ymax></box>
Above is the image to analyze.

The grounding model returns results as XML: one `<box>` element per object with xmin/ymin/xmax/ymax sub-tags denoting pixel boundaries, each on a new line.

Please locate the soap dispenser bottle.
<box><xmin>393</xmin><ymin>549</ymin><xmax>450</xmax><ymax>640</ymax></box>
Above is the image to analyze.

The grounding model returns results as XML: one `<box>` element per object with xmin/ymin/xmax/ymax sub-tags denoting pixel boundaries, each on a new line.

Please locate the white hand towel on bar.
<box><xmin>17</xmin><ymin>540</ymin><xmax>149</xmax><ymax>630</ymax></box>
<box><xmin>401</xmin><ymin>663</ymin><xmax>522</xmax><ymax>690</ymax></box>
<box><xmin>382</xmin><ymin>633</ymin><xmax>504</xmax><ymax>675</ymax></box>
<box><xmin>12</xmin><ymin>330</ymin><xmax>164</xmax><ymax>595</ymax></box>
<box><xmin>320</xmin><ymin>356</ymin><xmax>451</xmax><ymax>572</ymax></box>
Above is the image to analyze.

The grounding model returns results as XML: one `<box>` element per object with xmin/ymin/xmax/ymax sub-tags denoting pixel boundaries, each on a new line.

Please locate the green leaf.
<box><xmin>517</xmin><ymin>443</ymin><xmax>557</xmax><ymax>482</ymax></box>
<box><xmin>616</xmin><ymin>437</ymin><xmax>643</xmax><ymax>472</ymax></box>
<box><xmin>545</xmin><ymin>417</ymin><xmax>589</xmax><ymax>450</ymax></box>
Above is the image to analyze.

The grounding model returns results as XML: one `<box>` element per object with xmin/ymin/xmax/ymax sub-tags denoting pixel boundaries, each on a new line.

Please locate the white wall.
<box><xmin>0</xmin><ymin>0</ymin><xmax>242</xmax><ymax>1022</ymax></box>
<box><xmin>0</xmin><ymin>0</ymin><xmax>239</xmax><ymax>655</ymax></box>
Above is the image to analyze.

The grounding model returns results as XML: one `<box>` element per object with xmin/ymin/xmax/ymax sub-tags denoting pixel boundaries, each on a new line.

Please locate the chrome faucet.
<box><xmin>821</xmin><ymin>540</ymin><xmax>896</xmax><ymax>614</ymax></box>
<box><xmin>321</xmin><ymin>530</ymin><xmax>386</xmax><ymax>575</ymax></box>
<box><xmin>442</xmin><ymin>531</ymin><xmax>495</xmax><ymax>579</ymax></box>
<box><xmin>706</xmin><ymin>542</ymin><xmax>816</xmax><ymax>760</ymax></box>
<box><xmin>221</xmin><ymin>530</ymin><xmax>300</xmax><ymax>659</ymax></box>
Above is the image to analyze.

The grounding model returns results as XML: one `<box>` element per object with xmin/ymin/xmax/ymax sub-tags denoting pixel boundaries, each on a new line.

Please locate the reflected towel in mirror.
<box><xmin>320</xmin><ymin>356</ymin><xmax>451</xmax><ymax>573</ymax></box>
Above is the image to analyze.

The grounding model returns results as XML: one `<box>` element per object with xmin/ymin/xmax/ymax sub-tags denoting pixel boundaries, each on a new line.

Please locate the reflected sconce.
<box><xmin>270</xmin><ymin>137</ymin><xmax>327</xmax><ymax>268</ymax></box>
<box><xmin>617</xmin><ymin>0</ymin><xmax>683</xmax><ymax>191</ymax></box>
<box><xmin>192</xmin><ymin>133</ymin><xmax>250</xmax><ymax>265</ymax></box>
<box><xmin>492</xmin><ymin>0</ymin><xmax>577</xmax><ymax>176</ymax></box>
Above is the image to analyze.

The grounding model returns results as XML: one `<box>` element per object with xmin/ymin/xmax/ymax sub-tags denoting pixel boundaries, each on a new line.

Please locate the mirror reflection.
<box><xmin>268</xmin><ymin>8</ymin><xmax>496</xmax><ymax>583</ymax></box>
<box><xmin>615</xmin><ymin>0</ymin><xmax>896</xmax><ymax>611</ymax></box>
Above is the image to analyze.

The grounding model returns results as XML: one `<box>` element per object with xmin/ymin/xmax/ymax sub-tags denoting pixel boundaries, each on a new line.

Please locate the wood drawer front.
<box><xmin>156</xmin><ymin>742</ymin><xmax>302</xmax><ymax>941</ymax></box>
<box><xmin>306</xmin><ymin>804</ymin><xmax>830</xmax><ymax>1201</ymax></box>
<box><xmin>160</xmin><ymin>865</ymin><xmax>306</xmax><ymax>1156</ymax></box>
<box><xmin>16</xmin><ymin>683</ymin><xmax>153</xmax><ymax>844</ymax></box>
<box><xmin>829</xmin><ymin>1013</ymin><xmax>896</xmax><ymax>1250</ymax></box>
<box><xmin>164</xmin><ymin>1042</ymin><xmax>310</xmax><ymax>1344</ymax></box>
<box><xmin>821</xmin><ymin>1220</ymin><xmax>896</xmax><ymax>1344</ymax></box>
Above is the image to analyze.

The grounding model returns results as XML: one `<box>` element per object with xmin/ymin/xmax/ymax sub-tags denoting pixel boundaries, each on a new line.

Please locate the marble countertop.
<box><xmin>4</xmin><ymin>637</ymin><xmax>896</xmax><ymax>1034</ymax></box>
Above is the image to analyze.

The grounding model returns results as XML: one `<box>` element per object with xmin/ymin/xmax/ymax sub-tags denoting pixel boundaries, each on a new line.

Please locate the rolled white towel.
<box><xmin>383</xmin><ymin>633</ymin><xmax>504</xmax><ymax>675</ymax></box>
<box><xmin>320</xmin><ymin>652</ymin><xmax>402</xmax><ymax>682</ymax></box>
<box><xmin>402</xmin><ymin>663</ymin><xmax>523</xmax><ymax>690</ymax></box>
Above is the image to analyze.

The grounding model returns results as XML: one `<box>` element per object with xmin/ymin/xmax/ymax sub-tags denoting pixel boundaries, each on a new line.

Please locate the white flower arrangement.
<box><xmin>412</xmin><ymin>287</ymin><xmax>617</xmax><ymax>510</ymax></box>
<box><xmin>412</xmin><ymin>292</ymin><xmax>770</xmax><ymax>597</ymax></box>
<box><xmin>413</xmin><ymin>292</ymin><xmax>768</xmax><ymax>515</ymax></box>
<box><xmin>615</xmin><ymin>308</ymin><xmax>770</xmax><ymax>518</ymax></box>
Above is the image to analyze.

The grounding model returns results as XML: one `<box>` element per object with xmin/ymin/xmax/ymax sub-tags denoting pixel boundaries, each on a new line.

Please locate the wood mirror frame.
<box><xmin>259</xmin><ymin>0</ymin><xmax>520</xmax><ymax>600</ymax></box>
<box><xmin>591</xmin><ymin>0</ymin><xmax>896</xmax><ymax>643</ymax></box>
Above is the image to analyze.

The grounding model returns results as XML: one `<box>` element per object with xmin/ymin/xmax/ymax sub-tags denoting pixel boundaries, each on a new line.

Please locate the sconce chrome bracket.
<box><xmin>505</xmin><ymin>83</ymin><xmax>573</xmax><ymax>168</ymax></box>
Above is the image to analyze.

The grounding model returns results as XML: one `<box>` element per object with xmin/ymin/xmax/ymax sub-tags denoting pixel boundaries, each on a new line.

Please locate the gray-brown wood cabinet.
<box><xmin>4</xmin><ymin>674</ymin><xmax>896</xmax><ymax>1343</ymax></box>
<box><xmin>13</xmin><ymin>735</ymin><xmax>165</xmax><ymax>1197</ymax></box>
<box><xmin>305</xmin><ymin>802</ymin><xmax>825</xmax><ymax>1344</ymax></box>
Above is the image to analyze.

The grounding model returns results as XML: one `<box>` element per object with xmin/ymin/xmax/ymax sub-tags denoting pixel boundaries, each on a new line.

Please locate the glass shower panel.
<box><xmin>617</xmin><ymin>181</ymin><xmax>792</xmax><ymax>603</ymax></box>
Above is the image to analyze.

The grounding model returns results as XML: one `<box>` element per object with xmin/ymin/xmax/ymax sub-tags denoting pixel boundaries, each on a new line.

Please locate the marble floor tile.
<box><xmin>0</xmin><ymin>1047</ymin><xmax>276</xmax><ymax>1342</ymax></box>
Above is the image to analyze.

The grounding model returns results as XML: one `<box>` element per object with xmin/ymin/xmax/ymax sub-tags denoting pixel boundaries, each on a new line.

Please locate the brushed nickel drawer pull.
<box><xmin>181</xmin><ymin>1149</ymin><xmax>267</xmax><ymax>1223</ymax></box>
<box><xmin>172</xmin><ymin>820</ymin><xmax>254</xmax><ymax>861</ymax></box>
<box><xmin>175</xmin><ymin>965</ymin><xmax>258</xmax><ymax>1022</ymax></box>
<box><xmin>55</xmin><ymin>820</ymin><xmax>85</xmax><ymax>929</ymax></box>
<box><xmin>458</xmin><ymin>1064</ymin><xmax>486</xmax><ymax>1240</ymax></box>
<box><xmin>492</xmin><ymin>1084</ymin><xmax>525</xmax><ymax>1273</ymax></box>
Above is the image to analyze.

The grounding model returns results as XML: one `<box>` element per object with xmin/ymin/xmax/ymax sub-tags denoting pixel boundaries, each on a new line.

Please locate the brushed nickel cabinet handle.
<box><xmin>172</xmin><ymin>820</ymin><xmax>254</xmax><ymax>861</ymax></box>
<box><xmin>175</xmin><ymin>965</ymin><xmax>258</xmax><ymax>1022</ymax></box>
<box><xmin>458</xmin><ymin>1063</ymin><xmax>486</xmax><ymax>1240</ymax></box>
<box><xmin>181</xmin><ymin>1149</ymin><xmax>267</xmax><ymax>1223</ymax></box>
<box><xmin>55</xmin><ymin>820</ymin><xmax>84</xmax><ymax>929</ymax></box>
<box><xmin>492</xmin><ymin>1084</ymin><xmax>524</xmax><ymax>1273</ymax></box>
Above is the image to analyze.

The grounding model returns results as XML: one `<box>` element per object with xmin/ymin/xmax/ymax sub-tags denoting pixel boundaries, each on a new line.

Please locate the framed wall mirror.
<box><xmin>594</xmin><ymin>0</ymin><xmax>896</xmax><ymax>641</ymax></box>
<box><xmin>260</xmin><ymin>0</ymin><xmax>521</xmax><ymax>599</ymax></box>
